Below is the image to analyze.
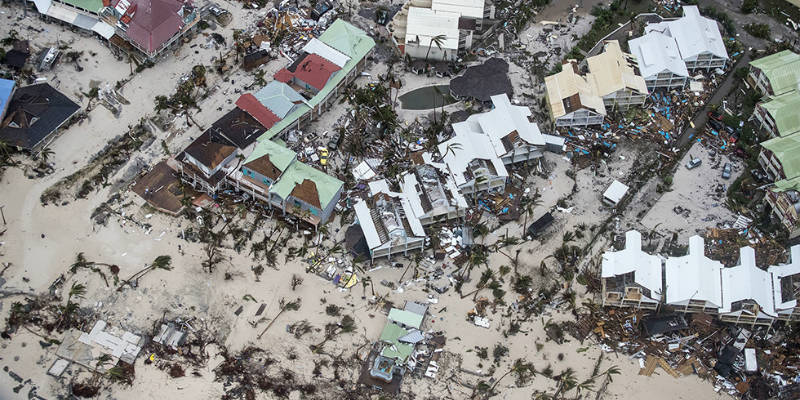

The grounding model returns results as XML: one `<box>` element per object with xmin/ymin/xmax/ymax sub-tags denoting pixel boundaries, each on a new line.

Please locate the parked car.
<box><xmin>327</xmin><ymin>132</ymin><xmax>341</xmax><ymax>150</ymax></box>
<box><xmin>708</xmin><ymin>119</ymin><xmax>723</xmax><ymax>131</ymax></box>
<box><xmin>686</xmin><ymin>156</ymin><xmax>702</xmax><ymax>170</ymax></box>
<box><xmin>722</xmin><ymin>163</ymin><xmax>732</xmax><ymax>179</ymax></box>
<box><xmin>708</xmin><ymin>110</ymin><xmax>724</xmax><ymax>121</ymax></box>
<box><xmin>318</xmin><ymin>147</ymin><xmax>329</xmax><ymax>166</ymax></box>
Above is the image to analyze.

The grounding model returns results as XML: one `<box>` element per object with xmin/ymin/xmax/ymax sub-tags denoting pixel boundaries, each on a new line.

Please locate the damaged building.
<box><xmin>628</xmin><ymin>30</ymin><xmax>689</xmax><ymax>90</ymax></box>
<box><xmin>436</xmin><ymin>93</ymin><xmax>560</xmax><ymax>194</ymax></box>
<box><xmin>601</xmin><ymin>231</ymin><xmax>663</xmax><ymax>310</ymax></box>
<box><xmin>601</xmin><ymin>232</ymin><xmax>800</xmax><ymax>326</ymax></box>
<box><xmin>354</xmin><ymin>180</ymin><xmax>426</xmax><ymax>261</ymax></box>
<box><xmin>400</xmin><ymin>164</ymin><xmax>468</xmax><ymax>226</ymax></box>
<box><xmin>388</xmin><ymin>0</ymin><xmax>494</xmax><ymax>61</ymax></box>
<box><xmin>758</xmin><ymin>133</ymin><xmax>800</xmax><ymax>237</ymax></box>
<box><xmin>545</xmin><ymin>40</ymin><xmax>647</xmax><ymax>127</ymax></box>
<box><xmin>644</xmin><ymin>5</ymin><xmax>728</xmax><ymax>71</ymax></box>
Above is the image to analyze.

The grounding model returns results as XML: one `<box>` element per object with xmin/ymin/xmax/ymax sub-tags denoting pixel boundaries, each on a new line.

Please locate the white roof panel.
<box><xmin>719</xmin><ymin>247</ymin><xmax>776</xmax><ymax>317</ymax></box>
<box><xmin>601</xmin><ymin>231</ymin><xmax>663</xmax><ymax>297</ymax></box>
<box><xmin>302</xmin><ymin>38</ymin><xmax>350</xmax><ymax>68</ymax></box>
<box><xmin>629</xmin><ymin>31</ymin><xmax>689</xmax><ymax>79</ymax></box>
<box><xmin>354</xmin><ymin>199</ymin><xmax>382</xmax><ymax>249</ymax></box>
<box><xmin>405</xmin><ymin>7</ymin><xmax>460</xmax><ymax>49</ymax></box>
<box><xmin>646</xmin><ymin>5</ymin><xmax>728</xmax><ymax>61</ymax></box>
<box><xmin>603</xmin><ymin>180</ymin><xmax>629</xmax><ymax>204</ymax></box>
<box><xmin>664</xmin><ymin>235</ymin><xmax>723</xmax><ymax>307</ymax></box>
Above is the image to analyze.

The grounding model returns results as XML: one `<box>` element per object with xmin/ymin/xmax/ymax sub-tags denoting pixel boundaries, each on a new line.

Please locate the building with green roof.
<box><xmin>56</xmin><ymin>0</ymin><xmax>104</xmax><ymax>13</ymax></box>
<box><xmin>748</xmin><ymin>50</ymin><xmax>800</xmax><ymax>97</ymax></box>
<box><xmin>754</xmin><ymin>91</ymin><xmax>800</xmax><ymax>138</ymax></box>
<box><xmin>268</xmin><ymin>160</ymin><xmax>343</xmax><ymax>225</ymax></box>
<box><xmin>258</xmin><ymin>19</ymin><xmax>375</xmax><ymax>141</ymax></box>
<box><xmin>241</xmin><ymin>139</ymin><xmax>297</xmax><ymax>191</ymax></box>
<box><xmin>759</xmin><ymin>132</ymin><xmax>800</xmax><ymax>237</ymax></box>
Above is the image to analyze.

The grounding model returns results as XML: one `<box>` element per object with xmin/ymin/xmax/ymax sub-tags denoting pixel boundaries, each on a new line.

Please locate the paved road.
<box><xmin>677</xmin><ymin>52</ymin><xmax>752</xmax><ymax>148</ymax></box>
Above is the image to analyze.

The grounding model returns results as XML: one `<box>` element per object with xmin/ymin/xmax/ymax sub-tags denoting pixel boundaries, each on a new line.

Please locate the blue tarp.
<box><xmin>0</xmin><ymin>78</ymin><xmax>15</xmax><ymax>120</ymax></box>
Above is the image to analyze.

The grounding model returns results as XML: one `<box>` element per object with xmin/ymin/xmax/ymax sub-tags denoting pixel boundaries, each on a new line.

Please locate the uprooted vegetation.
<box><xmin>40</xmin><ymin>120</ymin><xmax>154</xmax><ymax>205</ymax></box>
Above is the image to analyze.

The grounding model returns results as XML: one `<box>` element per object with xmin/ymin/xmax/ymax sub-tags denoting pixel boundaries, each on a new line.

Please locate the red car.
<box><xmin>708</xmin><ymin>111</ymin><xmax>724</xmax><ymax>121</ymax></box>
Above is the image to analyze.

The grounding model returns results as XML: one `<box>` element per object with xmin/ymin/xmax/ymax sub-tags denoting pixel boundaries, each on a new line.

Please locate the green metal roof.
<box><xmin>269</xmin><ymin>161</ymin><xmax>343</xmax><ymax>207</ymax></box>
<box><xmin>244</xmin><ymin>139</ymin><xmax>296</xmax><ymax>172</ymax></box>
<box><xmin>762</xmin><ymin>132</ymin><xmax>800</xmax><ymax>179</ymax></box>
<box><xmin>60</xmin><ymin>0</ymin><xmax>104</xmax><ymax>13</ymax></box>
<box><xmin>760</xmin><ymin>91</ymin><xmax>800</xmax><ymax>137</ymax></box>
<box><xmin>257</xmin><ymin>20</ymin><xmax>374</xmax><ymax>141</ymax></box>
<box><xmin>773</xmin><ymin>175</ymin><xmax>800</xmax><ymax>192</ymax></box>
<box><xmin>254</xmin><ymin>81</ymin><xmax>308</xmax><ymax>119</ymax></box>
<box><xmin>378</xmin><ymin>323</ymin><xmax>413</xmax><ymax>363</ymax></box>
<box><xmin>750</xmin><ymin>50</ymin><xmax>800</xmax><ymax>95</ymax></box>
<box><xmin>387</xmin><ymin>308</ymin><xmax>423</xmax><ymax>329</ymax></box>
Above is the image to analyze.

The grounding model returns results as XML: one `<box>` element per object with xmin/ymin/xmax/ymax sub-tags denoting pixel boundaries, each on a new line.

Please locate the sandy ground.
<box><xmin>0</xmin><ymin>2</ymin><xmax>733</xmax><ymax>400</ymax></box>
<box><xmin>641</xmin><ymin>141</ymin><xmax>742</xmax><ymax>241</ymax></box>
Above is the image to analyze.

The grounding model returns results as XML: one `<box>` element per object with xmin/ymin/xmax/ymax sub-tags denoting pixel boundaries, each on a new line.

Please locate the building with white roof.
<box><xmin>545</xmin><ymin>60</ymin><xmax>607</xmax><ymax>127</ymax></box>
<box><xmin>601</xmin><ymin>231</ymin><xmax>663</xmax><ymax>310</ymax></box>
<box><xmin>769</xmin><ymin>245</ymin><xmax>800</xmax><ymax>321</ymax></box>
<box><xmin>436</xmin><ymin>94</ymin><xmax>547</xmax><ymax>194</ymax></box>
<box><xmin>353</xmin><ymin>180</ymin><xmax>426</xmax><ymax>261</ymax></box>
<box><xmin>629</xmin><ymin>31</ymin><xmax>689</xmax><ymax>90</ymax></box>
<box><xmin>404</xmin><ymin>7</ymin><xmax>461</xmax><ymax>61</ymax></box>
<box><xmin>587</xmin><ymin>41</ymin><xmax>648</xmax><ymax>110</ymax></box>
<box><xmin>389</xmin><ymin>0</ymin><xmax>492</xmax><ymax>60</ymax></box>
<box><xmin>401</xmin><ymin>163</ymin><xmax>469</xmax><ymax>225</ymax></box>
<box><xmin>645</xmin><ymin>5</ymin><xmax>728</xmax><ymax>71</ymax></box>
<box><xmin>664</xmin><ymin>235</ymin><xmax>723</xmax><ymax>313</ymax></box>
<box><xmin>719</xmin><ymin>247</ymin><xmax>777</xmax><ymax>326</ymax></box>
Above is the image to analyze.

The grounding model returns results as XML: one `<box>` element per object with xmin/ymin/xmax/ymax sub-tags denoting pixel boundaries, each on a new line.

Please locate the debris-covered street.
<box><xmin>1</xmin><ymin>0</ymin><xmax>799</xmax><ymax>399</ymax></box>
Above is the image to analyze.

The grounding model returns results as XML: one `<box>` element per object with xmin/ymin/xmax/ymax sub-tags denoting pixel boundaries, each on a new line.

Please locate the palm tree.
<box><xmin>58</xmin><ymin>282</ymin><xmax>86</xmax><ymax>330</ymax></box>
<box><xmin>424</xmin><ymin>34</ymin><xmax>447</xmax><ymax>63</ymax></box>
<box><xmin>257</xmin><ymin>297</ymin><xmax>301</xmax><ymax>339</ymax></box>
<box><xmin>39</xmin><ymin>147</ymin><xmax>54</xmax><ymax>165</ymax></box>
<box><xmin>490</xmin><ymin>358</ymin><xmax>536</xmax><ymax>393</ymax></box>
<box><xmin>118</xmin><ymin>255</ymin><xmax>172</xmax><ymax>290</ymax></box>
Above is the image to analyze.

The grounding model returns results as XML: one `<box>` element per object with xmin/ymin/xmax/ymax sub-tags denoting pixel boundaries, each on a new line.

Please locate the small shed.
<box><xmin>603</xmin><ymin>180</ymin><xmax>629</xmax><ymax>206</ymax></box>
<box><xmin>527</xmin><ymin>212</ymin><xmax>554</xmax><ymax>238</ymax></box>
<box><xmin>243</xmin><ymin>50</ymin><xmax>270</xmax><ymax>71</ymax></box>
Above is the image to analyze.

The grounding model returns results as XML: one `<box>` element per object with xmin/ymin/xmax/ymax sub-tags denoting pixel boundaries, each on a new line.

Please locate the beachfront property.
<box><xmin>354</xmin><ymin>179</ymin><xmax>426</xmax><ymax>260</ymax></box>
<box><xmin>753</xmin><ymin>91</ymin><xmax>800</xmax><ymax>138</ymax></box>
<box><xmin>400</xmin><ymin>164</ymin><xmax>468</xmax><ymax>226</ymax></box>
<box><xmin>544</xmin><ymin>40</ymin><xmax>648</xmax><ymax>127</ymax></box>
<box><xmin>31</xmin><ymin>0</ymin><xmax>200</xmax><ymax>61</ymax></box>
<box><xmin>388</xmin><ymin>0</ymin><xmax>493</xmax><ymax>61</ymax></box>
<box><xmin>368</xmin><ymin>302</ymin><xmax>427</xmax><ymax>387</ymax></box>
<box><xmin>0</xmin><ymin>83</ymin><xmax>80</xmax><ymax>152</ymax></box>
<box><xmin>436</xmin><ymin>93</ymin><xmax>548</xmax><ymax>194</ymax></box>
<box><xmin>664</xmin><ymin>236</ymin><xmax>724</xmax><ymax>314</ymax></box>
<box><xmin>174</xmin><ymin>20</ymin><xmax>370</xmax><ymax>227</ymax></box>
<box><xmin>601</xmin><ymin>231</ymin><xmax>800</xmax><ymax>326</ymax></box>
<box><xmin>718</xmin><ymin>247</ymin><xmax>776</xmax><ymax>326</ymax></box>
<box><xmin>644</xmin><ymin>5</ymin><xmax>728</xmax><ymax>71</ymax></box>
<box><xmin>628</xmin><ymin>31</ymin><xmax>689</xmax><ymax>90</ymax></box>
<box><xmin>545</xmin><ymin>61</ymin><xmax>606</xmax><ymax>127</ymax></box>
<box><xmin>758</xmin><ymin>133</ymin><xmax>800</xmax><ymax>237</ymax></box>
<box><xmin>747</xmin><ymin>51</ymin><xmax>800</xmax><ymax>138</ymax></box>
<box><xmin>768</xmin><ymin>246</ymin><xmax>800</xmax><ymax>321</ymax></box>
<box><xmin>747</xmin><ymin>50</ymin><xmax>800</xmax><ymax>97</ymax></box>
<box><xmin>601</xmin><ymin>231</ymin><xmax>663</xmax><ymax>310</ymax></box>
<box><xmin>238</xmin><ymin>19</ymin><xmax>375</xmax><ymax>142</ymax></box>
<box><xmin>586</xmin><ymin>41</ymin><xmax>648</xmax><ymax>110</ymax></box>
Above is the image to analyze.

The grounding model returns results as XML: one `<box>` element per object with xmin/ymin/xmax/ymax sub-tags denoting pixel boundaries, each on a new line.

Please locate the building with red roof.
<box><xmin>274</xmin><ymin>53</ymin><xmax>341</xmax><ymax>94</ymax></box>
<box><xmin>235</xmin><ymin>93</ymin><xmax>282</xmax><ymax>130</ymax></box>
<box><xmin>107</xmin><ymin>0</ymin><xmax>198</xmax><ymax>60</ymax></box>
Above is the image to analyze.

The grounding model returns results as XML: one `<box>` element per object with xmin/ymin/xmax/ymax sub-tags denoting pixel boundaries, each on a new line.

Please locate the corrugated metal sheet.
<box><xmin>302</xmin><ymin>38</ymin><xmax>350</xmax><ymax>68</ymax></box>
